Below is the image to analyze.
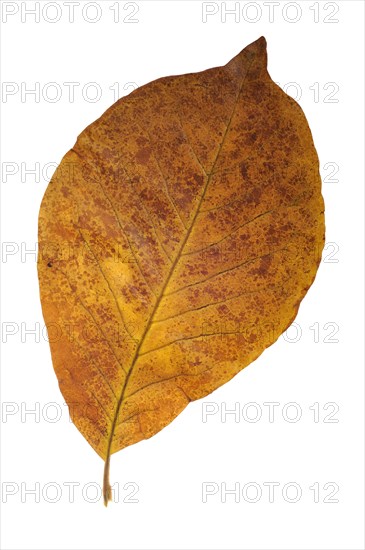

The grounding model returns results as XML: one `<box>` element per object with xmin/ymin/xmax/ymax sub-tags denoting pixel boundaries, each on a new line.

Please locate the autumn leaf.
<box><xmin>37</xmin><ymin>36</ymin><xmax>325</xmax><ymax>505</ymax></box>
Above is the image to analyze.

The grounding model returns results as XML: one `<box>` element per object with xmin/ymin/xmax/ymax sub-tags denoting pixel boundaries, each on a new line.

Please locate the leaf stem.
<box><xmin>103</xmin><ymin>457</ymin><xmax>112</xmax><ymax>506</ymax></box>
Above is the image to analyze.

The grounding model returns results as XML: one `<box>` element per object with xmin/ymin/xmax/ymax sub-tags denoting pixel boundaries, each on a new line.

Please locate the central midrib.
<box><xmin>103</xmin><ymin>56</ymin><xmax>254</xmax><ymax>488</ymax></box>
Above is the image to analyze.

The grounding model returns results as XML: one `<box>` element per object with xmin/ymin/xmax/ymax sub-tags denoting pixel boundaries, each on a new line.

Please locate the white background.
<box><xmin>1</xmin><ymin>1</ymin><xmax>364</xmax><ymax>549</ymax></box>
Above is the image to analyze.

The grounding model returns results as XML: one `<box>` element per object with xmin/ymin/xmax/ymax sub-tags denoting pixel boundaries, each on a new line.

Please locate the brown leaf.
<box><xmin>38</xmin><ymin>37</ymin><xmax>325</xmax><ymax>505</ymax></box>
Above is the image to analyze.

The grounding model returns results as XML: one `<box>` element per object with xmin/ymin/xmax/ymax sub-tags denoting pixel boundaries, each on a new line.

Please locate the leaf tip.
<box><xmin>245</xmin><ymin>35</ymin><xmax>267</xmax><ymax>60</ymax></box>
<box><xmin>256</xmin><ymin>36</ymin><xmax>267</xmax><ymax>49</ymax></box>
<box><xmin>226</xmin><ymin>36</ymin><xmax>268</xmax><ymax>75</ymax></box>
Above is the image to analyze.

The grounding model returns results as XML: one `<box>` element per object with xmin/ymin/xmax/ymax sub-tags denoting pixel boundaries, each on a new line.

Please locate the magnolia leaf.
<box><xmin>38</xmin><ymin>36</ymin><xmax>325</xmax><ymax>505</ymax></box>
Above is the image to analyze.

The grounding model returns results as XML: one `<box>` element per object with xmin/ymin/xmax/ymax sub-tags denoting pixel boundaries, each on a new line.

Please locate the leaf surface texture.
<box><xmin>38</xmin><ymin>37</ymin><xmax>325</xmax><ymax>504</ymax></box>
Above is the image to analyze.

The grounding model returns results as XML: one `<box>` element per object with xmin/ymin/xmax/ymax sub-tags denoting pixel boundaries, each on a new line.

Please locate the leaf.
<box><xmin>38</xmin><ymin>36</ymin><xmax>325</xmax><ymax>505</ymax></box>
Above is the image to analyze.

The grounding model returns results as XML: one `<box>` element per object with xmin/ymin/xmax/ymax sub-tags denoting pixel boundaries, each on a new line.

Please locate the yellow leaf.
<box><xmin>38</xmin><ymin>37</ymin><xmax>325</xmax><ymax>505</ymax></box>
